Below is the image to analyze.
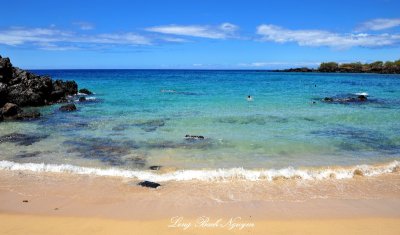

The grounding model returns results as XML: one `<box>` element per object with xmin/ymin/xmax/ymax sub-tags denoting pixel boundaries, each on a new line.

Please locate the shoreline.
<box><xmin>1</xmin><ymin>166</ymin><xmax>399</xmax><ymax>234</ymax></box>
<box><xmin>0</xmin><ymin>159</ymin><xmax>399</xmax><ymax>182</ymax></box>
<box><xmin>1</xmin><ymin>168</ymin><xmax>399</xmax><ymax>218</ymax></box>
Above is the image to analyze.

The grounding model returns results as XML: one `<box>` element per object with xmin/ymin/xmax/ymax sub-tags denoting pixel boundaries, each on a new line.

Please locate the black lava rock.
<box><xmin>59</xmin><ymin>104</ymin><xmax>77</xmax><ymax>112</ymax></box>
<box><xmin>149</xmin><ymin>166</ymin><xmax>162</xmax><ymax>170</ymax></box>
<box><xmin>0</xmin><ymin>55</ymin><xmax>78</xmax><ymax>107</ymax></box>
<box><xmin>79</xmin><ymin>88</ymin><xmax>93</xmax><ymax>95</ymax></box>
<box><xmin>138</xmin><ymin>181</ymin><xmax>161</xmax><ymax>188</ymax></box>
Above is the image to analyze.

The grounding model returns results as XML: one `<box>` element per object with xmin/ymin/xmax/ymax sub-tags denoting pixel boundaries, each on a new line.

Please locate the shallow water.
<box><xmin>0</xmin><ymin>70</ymin><xmax>399</xmax><ymax>174</ymax></box>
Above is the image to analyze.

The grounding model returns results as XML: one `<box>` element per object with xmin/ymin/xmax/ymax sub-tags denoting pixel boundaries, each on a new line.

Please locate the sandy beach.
<box><xmin>1</xmin><ymin>0</ymin><xmax>400</xmax><ymax>234</ymax></box>
<box><xmin>0</xmin><ymin>169</ymin><xmax>399</xmax><ymax>234</ymax></box>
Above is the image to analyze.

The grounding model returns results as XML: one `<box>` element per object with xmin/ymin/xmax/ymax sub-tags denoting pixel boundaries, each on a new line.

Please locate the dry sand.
<box><xmin>0</xmin><ymin>169</ymin><xmax>399</xmax><ymax>234</ymax></box>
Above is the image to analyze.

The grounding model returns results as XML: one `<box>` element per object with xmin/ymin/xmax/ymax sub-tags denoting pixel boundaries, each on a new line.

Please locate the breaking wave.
<box><xmin>0</xmin><ymin>160</ymin><xmax>398</xmax><ymax>182</ymax></box>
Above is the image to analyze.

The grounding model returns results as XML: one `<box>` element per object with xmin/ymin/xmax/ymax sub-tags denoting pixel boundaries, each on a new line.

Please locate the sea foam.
<box><xmin>0</xmin><ymin>160</ymin><xmax>398</xmax><ymax>182</ymax></box>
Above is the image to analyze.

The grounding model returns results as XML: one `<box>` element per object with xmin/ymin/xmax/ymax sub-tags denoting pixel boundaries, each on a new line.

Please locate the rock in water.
<box><xmin>1</xmin><ymin>102</ymin><xmax>41</xmax><ymax>120</ymax></box>
<box><xmin>59</xmin><ymin>104</ymin><xmax>77</xmax><ymax>112</ymax></box>
<box><xmin>323</xmin><ymin>95</ymin><xmax>369</xmax><ymax>104</ymax></box>
<box><xmin>0</xmin><ymin>55</ymin><xmax>78</xmax><ymax>107</ymax></box>
<box><xmin>138</xmin><ymin>181</ymin><xmax>161</xmax><ymax>188</ymax></box>
<box><xmin>185</xmin><ymin>135</ymin><xmax>205</xmax><ymax>140</ymax></box>
<box><xmin>79</xmin><ymin>97</ymin><xmax>86</xmax><ymax>102</ymax></box>
<box><xmin>1</xmin><ymin>103</ymin><xmax>22</xmax><ymax>117</ymax></box>
<box><xmin>149</xmin><ymin>166</ymin><xmax>162</xmax><ymax>170</ymax></box>
<box><xmin>358</xmin><ymin>95</ymin><xmax>368</xmax><ymax>101</ymax></box>
<box><xmin>79</xmin><ymin>88</ymin><xmax>93</xmax><ymax>95</ymax></box>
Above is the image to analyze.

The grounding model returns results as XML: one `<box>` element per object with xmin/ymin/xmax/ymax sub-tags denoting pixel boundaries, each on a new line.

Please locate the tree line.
<box><xmin>273</xmin><ymin>59</ymin><xmax>400</xmax><ymax>74</ymax></box>
<box><xmin>318</xmin><ymin>60</ymin><xmax>400</xmax><ymax>74</ymax></box>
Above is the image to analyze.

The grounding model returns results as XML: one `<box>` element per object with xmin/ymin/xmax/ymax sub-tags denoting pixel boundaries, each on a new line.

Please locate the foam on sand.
<box><xmin>0</xmin><ymin>160</ymin><xmax>398</xmax><ymax>182</ymax></box>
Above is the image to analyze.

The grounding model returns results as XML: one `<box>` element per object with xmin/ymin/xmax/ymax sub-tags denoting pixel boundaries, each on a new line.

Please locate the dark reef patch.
<box><xmin>218</xmin><ymin>116</ymin><xmax>266</xmax><ymax>125</ymax></box>
<box><xmin>112</xmin><ymin>119</ymin><xmax>168</xmax><ymax>132</ymax></box>
<box><xmin>63</xmin><ymin>137</ymin><xmax>141</xmax><ymax>166</ymax></box>
<box><xmin>15</xmin><ymin>151</ymin><xmax>41</xmax><ymax>158</ymax></box>
<box><xmin>302</xmin><ymin>117</ymin><xmax>316</xmax><ymax>122</ymax></box>
<box><xmin>0</xmin><ymin>133</ymin><xmax>49</xmax><ymax>146</ymax></box>
<box><xmin>311</xmin><ymin>125</ymin><xmax>400</xmax><ymax>153</ymax></box>
<box><xmin>132</xmin><ymin>119</ymin><xmax>167</xmax><ymax>132</ymax></box>
<box><xmin>318</xmin><ymin>93</ymin><xmax>381</xmax><ymax>105</ymax></box>
<box><xmin>139</xmin><ymin>136</ymin><xmax>216</xmax><ymax>150</ymax></box>
<box><xmin>218</xmin><ymin>115</ymin><xmax>288</xmax><ymax>125</ymax></box>
<box><xmin>112</xmin><ymin>124</ymin><xmax>130</xmax><ymax>132</ymax></box>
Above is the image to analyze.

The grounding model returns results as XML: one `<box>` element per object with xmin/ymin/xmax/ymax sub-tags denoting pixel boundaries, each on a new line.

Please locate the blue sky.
<box><xmin>1</xmin><ymin>0</ymin><xmax>400</xmax><ymax>69</ymax></box>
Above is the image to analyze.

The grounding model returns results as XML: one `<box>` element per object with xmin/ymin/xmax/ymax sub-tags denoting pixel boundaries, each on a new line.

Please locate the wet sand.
<box><xmin>0</xmin><ymin>169</ymin><xmax>399</xmax><ymax>234</ymax></box>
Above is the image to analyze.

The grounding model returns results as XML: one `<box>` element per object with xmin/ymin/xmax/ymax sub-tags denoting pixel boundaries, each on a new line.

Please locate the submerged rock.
<box><xmin>15</xmin><ymin>151</ymin><xmax>41</xmax><ymax>158</ymax></box>
<box><xmin>13</xmin><ymin>110</ymin><xmax>41</xmax><ymax>120</ymax></box>
<box><xmin>138</xmin><ymin>181</ymin><xmax>161</xmax><ymax>188</ymax></box>
<box><xmin>311</xmin><ymin>125</ymin><xmax>399</xmax><ymax>153</ymax></box>
<box><xmin>59</xmin><ymin>104</ymin><xmax>77</xmax><ymax>112</ymax></box>
<box><xmin>64</xmin><ymin>137</ymin><xmax>140</xmax><ymax>166</ymax></box>
<box><xmin>79</xmin><ymin>97</ymin><xmax>86</xmax><ymax>102</ymax></box>
<box><xmin>0</xmin><ymin>133</ymin><xmax>48</xmax><ymax>146</ymax></box>
<box><xmin>133</xmin><ymin>119</ymin><xmax>166</xmax><ymax>132</ymax></box>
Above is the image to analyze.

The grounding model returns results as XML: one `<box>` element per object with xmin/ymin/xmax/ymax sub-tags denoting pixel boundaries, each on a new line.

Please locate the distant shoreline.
<box><xmin>272</xmin><ymin>59</ymin><xmax>400</xmax><ymax>74</ymax></box>
<box><xmin>24</xmin><ymin>68</ymin><xmax>400</xmax><ymax>74</ymax></box>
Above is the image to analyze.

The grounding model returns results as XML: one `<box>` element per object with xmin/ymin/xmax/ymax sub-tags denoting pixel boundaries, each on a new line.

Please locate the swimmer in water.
<box><xmin>247</xmin><ymin>95</ymin><xmax>253</xmax><ymax>101</ymax></box>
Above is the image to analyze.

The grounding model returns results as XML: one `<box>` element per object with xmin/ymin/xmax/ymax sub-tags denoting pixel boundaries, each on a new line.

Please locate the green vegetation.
<box><xmin>275</xmin><ymin>59</ymin><xmax>400</xmax><ymax>74</ymax></box>
<box><xmin>318</xmin><ymin>59</ymin><xmax>400</xmax><ymax>74</ymax></box>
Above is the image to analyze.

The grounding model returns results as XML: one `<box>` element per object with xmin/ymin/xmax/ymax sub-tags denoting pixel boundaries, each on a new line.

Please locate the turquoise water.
<box><xmin>1</xmin><ymin>70</ymin><xmax>400</xmax><ymax>171</ymax></box>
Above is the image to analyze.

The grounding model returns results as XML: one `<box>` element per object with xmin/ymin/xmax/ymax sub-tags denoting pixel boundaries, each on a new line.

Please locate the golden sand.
<box><xmin>0</xmin><ymin>169</ymin><xmax>399</xmax><ymax>234</ymax></box>
<box><xmin>0</xmin><ymin>214</ymin><xmax>399</xmax><ymax>235</ymax></box>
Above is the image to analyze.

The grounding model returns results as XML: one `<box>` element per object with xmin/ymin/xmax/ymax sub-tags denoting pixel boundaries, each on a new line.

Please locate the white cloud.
<box><xmin>146</xmin><ymin>23</ymin><xmax>238</xmax><ymax>39</ymax></box>
<box><xmin>81</xmin><ymin>33</ymin><xmax>151</xmax><ymax>45</ymax></box>
<box><xmin>36</xmin><ymin>42</ymin><xmax>80</xmax><ymax>51</ymax></box>
<box><xmin>161</xmin><ymin>37</ymin><xmax>188</xmax><ymax>43</ymax></box>
<box><xmin>256</xmin><ymin>24</ymin><xmax>400</xmax><ymax>48</ymax></box>
<box><xmin>0</xmin><ymin>27</ymin><xmax>152</xmax><ymax>49</ymax></box>
<box><xmin>73</xmin><ymin>22</ymin><xmax>95</xmax><ymax>30</ymax></box>
<box><xmin>357</xmin><ymin>18</ymin><xmax>400</xmax><ymax>31</ymax></box>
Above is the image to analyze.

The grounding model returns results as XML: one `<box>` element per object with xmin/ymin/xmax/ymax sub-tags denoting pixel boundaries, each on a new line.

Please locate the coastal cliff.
<box><xmin>0</xmin><ymin>55</ymin><xmax>78</xmax><ymax>107</ymax></box>
<box><xmin>0</xmin><ymin>55</ymin><xmax>78</xmax><ymax>121</ymax></box>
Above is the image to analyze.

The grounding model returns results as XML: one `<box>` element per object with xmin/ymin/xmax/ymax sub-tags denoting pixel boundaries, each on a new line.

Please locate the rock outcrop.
<box><xmin>79</xmin><ymin>88</ymin><xmax>93</xmax><ymax>95</ymax></box>
<box><xmin>322</xmin><ymin>95</ymin><xmax>368</xmax><ymax>103</ymax></box>
<box><xmin>59</xmin><ymin>104</ymin><xmax>77</xmax><ymax>112</ymax></box>
<box><xmin>1</xmin><ymin>102</ymin><xmax>41</xmax><ymax>120</ymax></box>
<box><xmin>0</xmin><ymin>55</ymin><xmax>78</xmax><ymax>108</ymax></box>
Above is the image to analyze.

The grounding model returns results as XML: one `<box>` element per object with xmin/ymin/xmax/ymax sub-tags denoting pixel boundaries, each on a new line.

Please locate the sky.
<box><xmin>1</xmin><ymin>0</ymin><xmax>400</xmax><ymax>69</ymax></box>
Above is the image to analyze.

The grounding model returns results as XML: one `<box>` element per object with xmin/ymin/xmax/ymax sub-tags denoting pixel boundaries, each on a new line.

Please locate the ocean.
<box><xmin>0</xmin><ymin>70</ymin><xmax>399</xmax><ymax>181</ymax></box>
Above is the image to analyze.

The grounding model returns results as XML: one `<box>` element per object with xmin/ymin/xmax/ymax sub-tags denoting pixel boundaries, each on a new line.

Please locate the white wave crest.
<box><xmin>0</xmin><ymin>160</ymin><xmax>398</xmax><ymax>182</ymax></box>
